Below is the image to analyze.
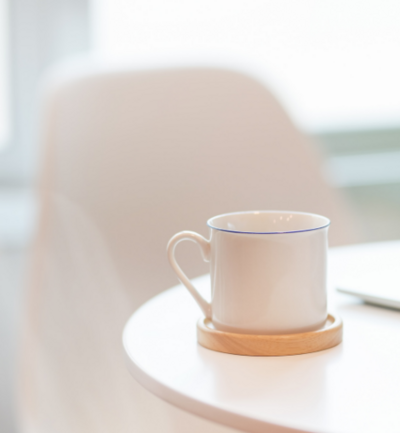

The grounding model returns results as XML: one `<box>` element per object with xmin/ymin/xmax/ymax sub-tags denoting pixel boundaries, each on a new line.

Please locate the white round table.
<box><xmin>123</xmin><ymin>241</ymin><xmax>400</xmax><ymax>433</ymax></box>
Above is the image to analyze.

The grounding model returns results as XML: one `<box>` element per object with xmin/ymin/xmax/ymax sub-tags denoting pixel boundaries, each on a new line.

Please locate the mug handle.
<box><xmin>167</xmin><ymin>231</ymin><xmax>212</xmax><ymax>319</ymax></box>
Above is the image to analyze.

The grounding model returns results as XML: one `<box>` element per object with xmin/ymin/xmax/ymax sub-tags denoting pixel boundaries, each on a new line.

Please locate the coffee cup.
<box><xmin>167</xmin><ymin>210</ymin><xmax>330</xmax><ymax>335</ymax></box>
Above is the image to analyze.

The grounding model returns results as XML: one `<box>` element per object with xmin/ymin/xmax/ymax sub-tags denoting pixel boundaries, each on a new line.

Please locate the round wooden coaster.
<box><xmin>197</xmin><ymin>313</ymin><xmax>342</xmax><ymax>356</ymax></box>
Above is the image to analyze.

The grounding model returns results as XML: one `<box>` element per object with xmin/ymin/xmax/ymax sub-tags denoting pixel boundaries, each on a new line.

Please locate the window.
<box><xmin>0</xmin><ymin>0</ymin><xmax>10</xmax><ymax>148</ymax></box>
<box><xmin>0</xmin><ymin>0</ymin><xmax>90</xmax><ymax>184</ymax></box>
<box><xmin>92</xmin><ymin>0</ymin><xmax>400</xmax><ymax>133</ymax></box>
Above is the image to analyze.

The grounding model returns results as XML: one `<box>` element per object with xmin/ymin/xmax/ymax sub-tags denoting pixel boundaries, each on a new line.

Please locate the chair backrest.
<box><xmin>19</xmin><ymin>64</ymin><xmax>356</xmax><ymax>433</ymax></box>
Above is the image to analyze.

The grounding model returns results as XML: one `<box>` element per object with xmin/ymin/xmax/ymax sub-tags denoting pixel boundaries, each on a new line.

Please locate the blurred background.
<box><xmin>1</xmin><ymin>0</ymin><xmax>400</xmax><ymax>431</ymax></box>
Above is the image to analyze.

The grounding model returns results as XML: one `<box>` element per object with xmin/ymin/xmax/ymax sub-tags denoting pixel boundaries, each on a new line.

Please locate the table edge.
<box><xmin>123</xmin><ymin>311</ymin><xmax>315</xmax><ymax>433</ymax></box>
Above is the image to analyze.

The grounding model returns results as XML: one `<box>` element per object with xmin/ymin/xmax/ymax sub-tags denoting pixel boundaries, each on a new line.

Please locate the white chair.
<box><xmin>18</xmin><ymin>62</ymin><xmax>357</xmax><ymax>433</ymax></box>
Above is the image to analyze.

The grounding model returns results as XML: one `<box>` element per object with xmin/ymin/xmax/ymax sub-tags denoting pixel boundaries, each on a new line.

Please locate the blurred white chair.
<box><xmin>19</xmin><ymin>62</ymin><xmax>357</xmax><ymax>433</ymax></box>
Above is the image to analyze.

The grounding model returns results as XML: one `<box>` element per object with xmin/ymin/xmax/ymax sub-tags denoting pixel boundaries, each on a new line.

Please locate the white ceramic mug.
<box><xmin>167</xmin><ymin>210</ymin><xmax>330</xmax><ymax>335</ymax></box>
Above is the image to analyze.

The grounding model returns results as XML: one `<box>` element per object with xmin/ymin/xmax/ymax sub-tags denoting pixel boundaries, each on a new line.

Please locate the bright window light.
<box><xmin>91</xmin><ymin>0</ymin><xmax>400</xmax><ymax>133</ymax></box>
<box><xmin>0</xmin><ymin>0</ymin><xmax>10</xmax><ymax>149</ymax></box>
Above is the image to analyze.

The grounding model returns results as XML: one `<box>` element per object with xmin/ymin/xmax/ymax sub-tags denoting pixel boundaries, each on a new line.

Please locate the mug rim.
<box><xmin>207</xmin><ymin>210</ymin><xmax>331</xmax><ymax>234</ymax></box>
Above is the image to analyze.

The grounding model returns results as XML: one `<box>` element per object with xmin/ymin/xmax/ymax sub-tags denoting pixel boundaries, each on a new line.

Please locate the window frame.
<box><xmin>0</xmin><ymin>0</ymin><xmax>91</xmax><ymax>185</ymax></box>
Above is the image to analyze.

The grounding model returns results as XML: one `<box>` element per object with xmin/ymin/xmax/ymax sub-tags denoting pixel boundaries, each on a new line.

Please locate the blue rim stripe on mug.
<box><xmin>207</xmin><ymin>210</ymin><xmax>331</xmax><ymax>235</ymax></box>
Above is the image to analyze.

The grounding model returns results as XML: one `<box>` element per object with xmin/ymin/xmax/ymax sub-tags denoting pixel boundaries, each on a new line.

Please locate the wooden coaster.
<box><xmin>197</xmin><ymin>313</ymin><xmax>342</xmax><ymax>356</ymax></box>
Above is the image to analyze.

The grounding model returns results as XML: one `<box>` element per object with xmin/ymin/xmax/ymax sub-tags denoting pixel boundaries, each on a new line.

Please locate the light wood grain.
<box><xmin>197</xmin><ymin>313</ymin><xmax>342</xmax><ymax>356</ymax></box>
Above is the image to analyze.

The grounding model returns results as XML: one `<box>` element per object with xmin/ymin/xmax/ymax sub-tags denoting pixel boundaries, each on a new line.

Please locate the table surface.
<box><xmin>123</xmin><ymin>241</ymin><xmax>400</xmax><ymax>433</ymax></box>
